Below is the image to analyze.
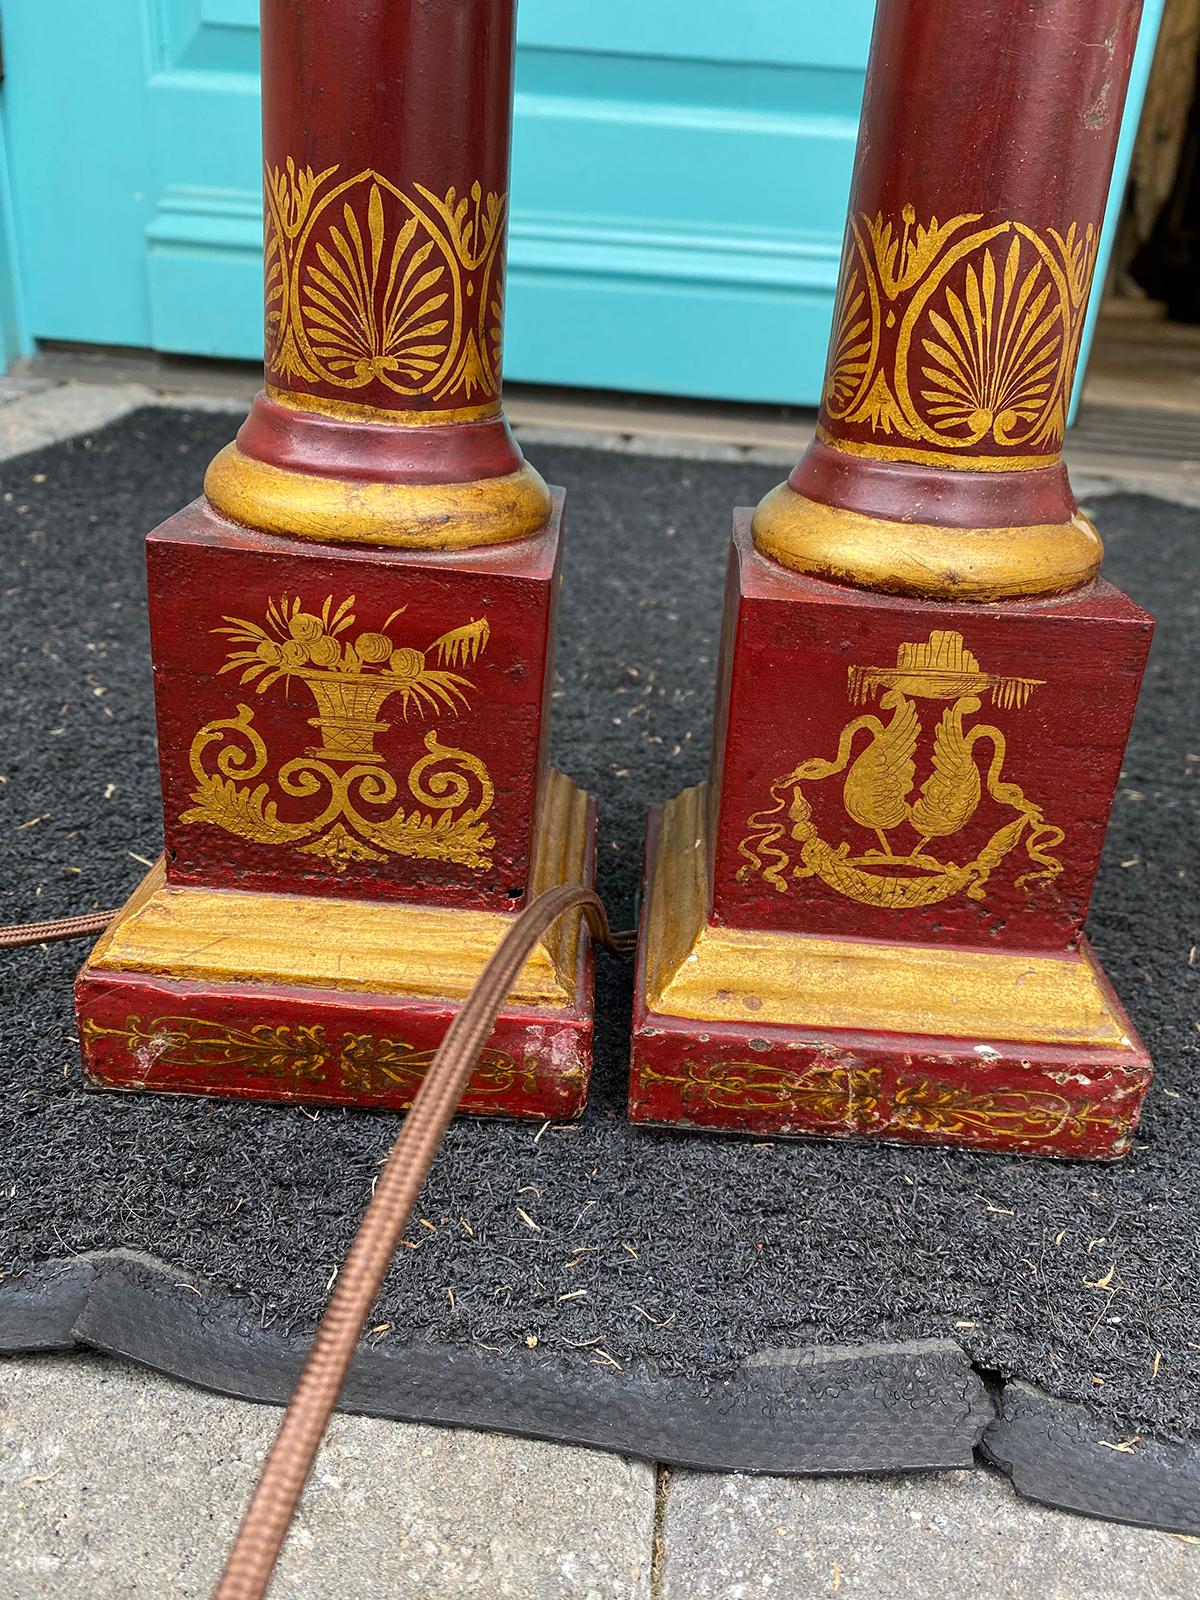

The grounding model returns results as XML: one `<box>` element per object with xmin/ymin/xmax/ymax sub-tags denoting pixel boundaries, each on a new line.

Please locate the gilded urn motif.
<box><xmin>182</xmin><ymin>595</ymin><xmax>496</xmax><ymax>870</ymax></box>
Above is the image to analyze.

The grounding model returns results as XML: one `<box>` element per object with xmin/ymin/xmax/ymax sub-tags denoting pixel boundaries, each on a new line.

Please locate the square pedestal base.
<box><xmin>629</xmin><ymin>788</ymin><xmax>1151</xmax><ymax>1160</ymax></box>
<box><xmin>77</xmin><ymin>774</ymin><xmax>596</xmax><ymax>1120</ymax></box>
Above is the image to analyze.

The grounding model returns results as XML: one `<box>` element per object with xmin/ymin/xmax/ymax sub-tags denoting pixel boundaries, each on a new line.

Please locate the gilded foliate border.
<box><xmin>82</xmin><ymin>1015</ymin><xmax>543</xmax><ymax>1102</ymax></box>
<box><xmin>264</xmin><ymin>158</ymin><xmax>505</xmax><ymax>406</ymax></box>
<box><xmin>640</xmin><ymin>1059</ymin><xmax>1126</xmax><ymax>1144</ymax></box>
<box><xmin>821</xmin><ymin>205</ymin><xmax>1100</xmax><ymax>466</ymax></box>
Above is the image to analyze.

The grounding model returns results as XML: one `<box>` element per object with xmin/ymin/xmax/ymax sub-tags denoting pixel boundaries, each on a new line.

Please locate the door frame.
<box><xmin>0</xmin><ymin>87</ymin><xmax>32</xmax><ymax>371</ymax></box>
<box><xmin>1070</xmin><ymin>0</ymin><xmax>1166</xmax><ymax>422</ymax></box>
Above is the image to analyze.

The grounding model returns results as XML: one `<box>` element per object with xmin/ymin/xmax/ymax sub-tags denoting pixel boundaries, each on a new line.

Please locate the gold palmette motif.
<box><xmin>81</xmin><ymin>1016</ymin><xmax>539</xmax><ymax>1101</ymax></box>
<box><xmin>738</xmin><ymin>631</ymin><xmax>1065</xmax><ymax>908</ymax></box>
<box><xmin>822</xmin><ymin>205</ymin><xmax>1099</xmax><ymax>465</ymax></box>
<box><xmin>182</xmin><ymin>595</ymin><xmax>496</xmax><ymax>870</ymax></box>
<box><xmin>264</xmin><ymin>158</ymin><xmax>505</xmax><ymax>404</ymax></box>
<box><xmin>638</xmin><ymin>1060</ymin><xmax>1124</xmax><ymax>1143</ymax></box>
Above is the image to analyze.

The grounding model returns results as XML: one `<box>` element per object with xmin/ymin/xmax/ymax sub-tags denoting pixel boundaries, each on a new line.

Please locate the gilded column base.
<box><xmin>751</xmin><ymin>481</ymin><xmax>1103</xmax><ymax>604</ymax></box>
<box><xmin>205</xmin><ymin>443</ymin><xmax>552</xmax><ymax>552</ymax></box>
<box><xmin>629</xmin><ymin>786</ymin><xmax>1151</xmax><ymax>1160</ymax></box>
<box><xmin>77</xmin><ymin>772</ymin><xmax>597</xmax><ymax>1119</ymax></box>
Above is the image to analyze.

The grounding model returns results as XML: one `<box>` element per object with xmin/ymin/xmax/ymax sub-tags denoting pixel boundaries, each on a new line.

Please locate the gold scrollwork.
<box><xmin>641</xmin><ymin>1057</ymin><xmax>1121</xmax><ymax>1143</ymax></box>
<box><xmin>641</xmin><ymin>1059</ymin><xmax>881</xmax><ymax>1122</ymax></box>
<box><xmin>888</xmin><ymin>1076</ymin><xmax>1122</xmax><ymax>1143</ymax></box>
<box><xmin>738</xmin><ymin>631</ymin><xmax>1065</xmax><ymax>909</ymax></box>
<box><xmin>181</xmin><ymin>595</ymin><xmax>496</xmax><ymax>870</ymax></box>
<box><xmin>264</xmin><ymin>157</ymin><xmax>505</xmax><ymax>405</ymax></box>
<box><xmin>822</xmin><ymin>204</ymin><xmax>1100</xmax><ymax>462</ymax></box>
<box><xmin>81</xmin><ymin>1015</ymin><xmax>535</xmax><ymax>1101</ymax></box>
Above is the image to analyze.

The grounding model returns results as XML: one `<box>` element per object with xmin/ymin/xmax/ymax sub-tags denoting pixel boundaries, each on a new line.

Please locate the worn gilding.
<box><xmin>635</xmin><ymin>1058</ymin><xmax>1131</xmax><ymax>1145</ymax></box>
<box><xmin>204</xmin><ymin>443</ymin><xmax>551</xmax><ymax>550</ymax></box>
<box><xmin>820</xmin><ymin>209</ymin><xmax>1098</xmax><ymax>466</ymax></box>
<box><xmin>265</xmin><ymin>163</ymin><xmax>507</xmax><ymax>412</ymax></box>
<box><xmin>751</xmin><ymin>481</ymin><xmax>1102</xmax><ymax>602</ymax></box>
<box><xmin>89</xmin><ymin>769</ymin><xmax>589</xmax><ymax>1008</ymax></box>
<box><xmin>738</xmin><ymin>629</ymin><xmax>1065</xmax><ymax>908</ymax></box>
<box><xmin>80</xmin><ymin>1014</ymin><xmax>535</xmax><ymax>1102</ymax></box>
<box><xmin>646</xmin><ymin>784</ymin><xmax>1134</xmax><ymax>1050</ymax></box>
<box><xmin>183</xmin><ymin>594</ymin><xmax>496</xmax><ymax>871</ymax></box>
<box><xmin>264</xmin><ymin>385</ymin><xmax>500</xmax><ymax>427</ymax></box>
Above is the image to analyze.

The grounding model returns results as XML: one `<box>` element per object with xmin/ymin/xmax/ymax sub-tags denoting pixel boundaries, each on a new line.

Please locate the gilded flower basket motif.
<box><xmin>182</xmin><ymin>595</ymin><xmax>496</xmax><ymax>870</ymax></box>
<box><xmin>264</xmin><ymin>157</ymin><xmax>505</xmax><ymax>404</ymax></box>
<box><xmin>81</xmin><ymin>1015</ymin><xmax>537</xmax><ymax>1102</ymax></box>
<box><xmin>738</xmin><ymin>631</ymin><xmax>1065</xmax><ymax>910</ymax></box>
<box><xmin>821</xmin><ymin>204</ymin><xmax>1100</xmax><ymax>464</ymax></box>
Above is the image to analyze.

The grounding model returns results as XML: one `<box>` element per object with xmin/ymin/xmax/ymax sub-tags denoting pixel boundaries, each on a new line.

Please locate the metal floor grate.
<box><xmin>1070</xmin><ymin>403</ymin><xmax>1200</xmax><ymax>465</ymax></box>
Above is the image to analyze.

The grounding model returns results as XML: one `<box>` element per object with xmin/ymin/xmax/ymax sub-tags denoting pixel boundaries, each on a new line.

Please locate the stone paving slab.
<box><xmin>0</xmin><ymin>383</ymin><xmax>157</xmax><ymax>461</ymax></box>
<box><xmin>658</xmin><ymin>1463</ymin><xmax>1200</xmax><ymax>1600</ymax></box>
<box><xmin>8</xmin><ymin>1349</ymin><xmax>1200</xmax><ymax>1600</ymax></box>
<box><xmin>1</xmin><ymin>1353</ymin><xmax>656</xmax><ymax>1599</ymax></box>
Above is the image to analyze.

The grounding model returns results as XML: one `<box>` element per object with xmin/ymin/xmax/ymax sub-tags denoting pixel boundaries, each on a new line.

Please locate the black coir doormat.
<box><xmin>2</xmin><ymin>407</ymin><xmax>1198</xmax><ymax>1533</ymax></box>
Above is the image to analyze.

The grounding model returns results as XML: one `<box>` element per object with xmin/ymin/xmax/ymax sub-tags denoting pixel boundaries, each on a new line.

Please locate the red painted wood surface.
<box><xmin>709</xmin><ymin>514</ymin><xmax>1152</xmax><ymax>951</ymax></box>
<box><xmin>236</xmin><ymin>395</ymin><xmax>525</xmax><ymax>487</ymax></box>
<box><xmin>790</xmin><ymin>0</ymin><xmax>1143</xmax><ymax>528</ymax></box>
<box><xmin>631</xmin><ymin>811</ymin><xmax>1150</xmax><ymax>1162</ymax></box>
<box><xmin>148</xmin><ymin>495</ymin><xmax>564</xmax><ymax>910</ymax></box>
<box><xmin>260</xmin><ymin>0</ymin><xmax>516</xmax><ymax>424</ymax></box>
<box><xmin>78</xmin><ymin>944</ymin><xmax>594</xmax><ymax>1121</ymax></box>
<box><xmin>629</xmin><ymin>1006</ymin><xmax>1148</xmax><ymax>1161</ymax></box>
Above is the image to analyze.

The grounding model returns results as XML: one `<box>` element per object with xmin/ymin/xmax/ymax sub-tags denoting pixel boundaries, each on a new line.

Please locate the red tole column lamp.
<box><xmin>76</xmin><ymin>0</ymin><xmax>599</xmax><ymax>1118</ymax></box>
<box><xmin>629</xmin><ymin>0</ymin><xmax>1155</xmax><ymax>1159</ymax></box>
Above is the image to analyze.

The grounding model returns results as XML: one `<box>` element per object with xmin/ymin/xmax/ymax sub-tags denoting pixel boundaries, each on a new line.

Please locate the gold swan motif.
<box><xmin>842</xmin><ymin>691</ymin><xmax>919</xmax><ymax>852</ymax></box>
<box><xmin>739</xmin><ymin>632</ymin><xmax>1065</xmax><ymax>909</ymax></box>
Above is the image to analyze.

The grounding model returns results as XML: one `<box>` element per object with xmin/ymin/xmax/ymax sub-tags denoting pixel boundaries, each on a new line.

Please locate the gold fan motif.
<box><xmin>263</xmin><ymin>158</ymin><xmax>505</xmax><ymax>404</ymax></box>
<box><xmin>819</xmin><ymin>204</ymin><xmax>1099</xmax><ymax>464</ymax></box>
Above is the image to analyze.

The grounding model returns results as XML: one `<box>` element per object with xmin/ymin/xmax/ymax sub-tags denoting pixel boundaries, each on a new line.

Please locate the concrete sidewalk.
<box><xmin>3</xmin><ymin>1352</ymin><xmax>1198</xmax><ymax>1599</ymax></box>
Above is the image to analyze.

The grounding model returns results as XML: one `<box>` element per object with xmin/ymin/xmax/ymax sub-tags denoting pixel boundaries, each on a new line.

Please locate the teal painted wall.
<box><xmin>0</xmin><ymin>0</ymin><xmax>1166</xmax><ymax>405</ymax></box>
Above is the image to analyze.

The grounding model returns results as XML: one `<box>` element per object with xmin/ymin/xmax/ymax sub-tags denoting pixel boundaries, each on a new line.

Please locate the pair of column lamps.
<box><xmin>77</xmin><ymin>0</ymin><xmax>1154</xmax><ymax>1161</ymax></box>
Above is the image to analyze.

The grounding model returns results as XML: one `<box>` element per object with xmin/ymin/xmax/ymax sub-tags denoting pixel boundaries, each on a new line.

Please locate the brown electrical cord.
<box><xmin>212</xmin><ymin>885</ymin><xmax>629</xmax><ymax>1600</ymax></box>
<box><xmin>0</xmin><ymin>909</ymin><xmax>117</xmax><ymax>948</ymax></box>
<box><xmin>1</xmin><ymin>887</ymin><xmax>633</xmax><ymax>1594</ymax></box>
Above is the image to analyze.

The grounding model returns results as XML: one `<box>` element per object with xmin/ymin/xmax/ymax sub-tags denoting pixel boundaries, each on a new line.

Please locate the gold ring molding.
<box><xmin>813</xmin><ymin>426</ymin><xmax>1061</xmax><ymax>473</ymax></box>
<box><xmin>264</xmin><ymin>384</ymin><xmax>502</xmax><ymax>427</ymax></box>
<box><xmin>751</xmin><ymin>483</ymin><xmax>1103</xmax><ymax>604</ymax></box>
<box><xmin>204</xmin><ymin>444</ymin><xmax>552</xmax><ymax>551</ymax></box>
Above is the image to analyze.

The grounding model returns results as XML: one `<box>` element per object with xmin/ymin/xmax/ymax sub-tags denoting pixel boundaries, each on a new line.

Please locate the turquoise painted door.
<box><xmin>0</xmin><ymin>1</ymin><xmax>1165</xmax><ymax>404</ymax></box>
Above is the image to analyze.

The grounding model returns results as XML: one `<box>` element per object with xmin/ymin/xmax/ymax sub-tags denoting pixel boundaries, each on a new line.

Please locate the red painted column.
<box><xmin>755</xmin><ymin>0</ymin><xmax>1144</xmax><ymax>602</ymax></box>
<box><xmin>206</xmin><ymin>0</ymin><xmax>549</xmax><ymax>550</ymax></box>
<box><xmin>76</xmin><ymin>0</ymin><xmax>598</xmax><ymax>1121</ymax></box>
<box><xmin>630</xmin><ymin>0</ymin><xmax>1156</xmax><ymax>1160</ymax></box>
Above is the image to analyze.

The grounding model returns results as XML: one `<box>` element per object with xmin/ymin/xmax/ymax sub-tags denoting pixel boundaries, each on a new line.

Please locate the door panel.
<box><xmin>0</xmin><ymin>0</ymin><xmax>1165</xmax><ymax>406</ymax></box>
<box><xmin>1</xmin><ymin>2</ymin><xmax>154</xmax><ymax>349</ymax></box>
<box><xmin>142</xmin><ymin>0</ymin><xmax>261</xmax><ymax>360</ymax></box>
